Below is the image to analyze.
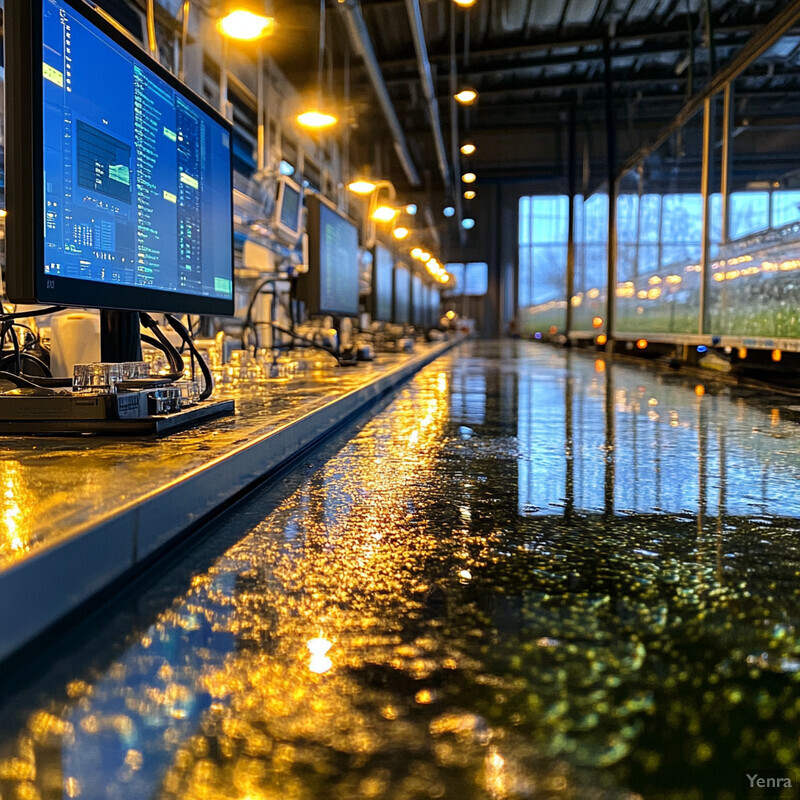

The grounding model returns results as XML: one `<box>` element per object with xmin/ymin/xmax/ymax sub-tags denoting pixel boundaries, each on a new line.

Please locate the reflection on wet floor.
<box><xmin>2</xmin><ymin>340</ymin><xmax>800</xmax><ymax>800</ymax></box>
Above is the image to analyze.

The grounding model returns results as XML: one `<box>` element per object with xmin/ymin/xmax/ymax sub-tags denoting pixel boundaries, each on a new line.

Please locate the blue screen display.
<box><xmin>394</xmin><ymin>264</ymin><xmax>410</xmax><ymax>325</ymax></box>
<box><xmin>41</xmin><ymin>0</ymin><xmax>233</xmax><ymax>302</ymax></box>
<box><xmin>318</xmin><ymin>203</ymin><xmax>359</xmax><ymax>316</ymax></box>
<box><xmin>373</xmin><ymin>244</ymin><xmax>393</xmax><ymax>322</ymax></box>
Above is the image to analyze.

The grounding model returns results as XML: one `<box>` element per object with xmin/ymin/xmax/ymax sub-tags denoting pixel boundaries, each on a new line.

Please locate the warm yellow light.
<box><xmin>347</xmin><ymin>180</ymin><xmax>377</xmax><ymax>195</ymax></box>
<box><xmin>440</xmin><ymin>274</ymin><xmax>450</xmax><ymax>283</ymax></box>
<box><xmin>454</xmin><ymin>89</ymin><xmax>478</xmax><ymax>105</ymax></box>
<box><xmin>411</xmin><ymin>247</ymin><xmax>423</xmax><ymax>259</ymax></box>
<box><xmin>596</xmin><ymin>334</ymin><xmax>607</xmax><ymax>346</ymax></box>
<box><xmin>296</xmin><ymin>110</ymin><xmax>338</xmax><ymax>130</ymax></box>
<box><xmin>636</xmin><ymin>338</ymin><xmax>648</xmax><ymax>350</ymax></box>
<box><xmin>393</xmin><ymin>226</ymin><xmax>410</xmax><ymax>240</ymax></box>
<box><xmin>446</xmin><ymin>310</ymin><xmax>456</xmax><ymax>320</ymax></box>
<box><xmin>0</xmin><ymin>210</ymin><xmax>7</xmax><ymax>219</ymax></box>
<box><xmin>371</xmin><ymin>204</ymin><xmax>399</xmax><ymax>223</ymax></box>
<box><xmin>592</xmin><ymin>316</ymin><xmax>603</xmax><ymax>329</ymax></box>
<box><xmin>420</xmin><ymin>252</ymin><xmax>431</xmax><ymax>263</ymax></box>
<box><xmin>738</xmin><ymin>347</ymin><xmax>747</xmax><ymax>359</ymax></box>
<box><xmin>460</xmin><ymin>143</ymin><xmax>476</xmax><ymax>155</ymax></box>
<box><xmin>463</xmin><ymin>190</ymin><xmax>476</xmax><ymax>200</ymax></box>
<box><xmin>462</xmin><ymin>172</ymin><xmax>476</xmax><ymax>184</ymax></box>
<box><xmin>695</xmin><ymin>384</ymin><xmax>705</xmax><ymax>397</ymax></box>
<box><xmin>772</xmin><ymin>349</ymin><xmax>782</xmax><ymax>363</ymax></box>
<box><xmin>217</xmin><ymin>10</ymin><xmax>275</xmax><ymax>41</ymax></box>
<box><xmin>453</xmin><ymin>0</ymin><xmax>476</xmax><ymax>6</ymax></box>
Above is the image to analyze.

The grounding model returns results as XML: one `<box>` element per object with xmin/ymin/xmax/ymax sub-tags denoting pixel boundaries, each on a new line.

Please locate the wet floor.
<box><xmin>2</xmin><ymin>340</ymin><xmax>800</xmax><ymax>800</ymax></box>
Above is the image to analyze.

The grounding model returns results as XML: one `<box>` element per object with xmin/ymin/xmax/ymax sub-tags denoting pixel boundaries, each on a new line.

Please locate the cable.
<box><xmin>139</xmin><ymin>313</ymin><xmax>185</xmax><ymax>379</ymax></box>
<box><xmin>270</xmin><ymin>322</ymin><xmax>339</xmax><ymax>361</ymax></box>
<box><xmin>164</xmin><ymin>313</ymin><xmax>214</xmax><ymax>401</ymax></box>
<box><xmin>0</xmin><ymin>306</ymin><xmax>65</xmax><ymax>322</ymax></box>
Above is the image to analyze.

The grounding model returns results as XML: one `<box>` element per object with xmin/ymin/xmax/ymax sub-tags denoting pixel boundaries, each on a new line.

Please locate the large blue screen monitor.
<box><xmin>371</xmin><ymin>243</ymin><xmax>394</xmax><ymax>323</ymax></box>
<box><xmin>298</xmin><ymin>195</ymin><xmax>360</xmax><ymax>317</ymax></box>
<box><xmin>5</xmin><ymin>0</ymin><xmax>234</xmax><ymax>315</ymax></box>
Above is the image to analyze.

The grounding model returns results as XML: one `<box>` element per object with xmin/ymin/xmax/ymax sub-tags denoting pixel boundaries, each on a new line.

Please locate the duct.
<box><xmin>405</xmin><ymin>0</ymin><xmax>451</xmax><ymax>189</ymax></box>
<box><xmin>337</xmin><ymin>0</ymin><xmax>421</xmax><ymax>187</ymax></box>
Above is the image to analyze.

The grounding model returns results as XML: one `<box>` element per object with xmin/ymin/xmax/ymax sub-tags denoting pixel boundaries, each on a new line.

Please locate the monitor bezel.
<box><xmin>5</xmin><ymin>0</ymin><xmax>235</xmax><ymax>316</ymax></box>
<box><xmin>273</xmin><ymin>175</ymin><xmax>303</xmax><ymax>242</ymax></box>
<box><xmin>297</xmin><ymin>193</ymin><xmax>361</xmax><ymax>318</ymax></box>
<box><xmin>370</xmin><ymin>241</ymin><xmax>394</xmax><ymax>323</ymax></box>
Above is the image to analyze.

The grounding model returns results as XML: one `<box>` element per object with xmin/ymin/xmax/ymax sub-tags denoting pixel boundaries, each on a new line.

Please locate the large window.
<box><xmin>444</xmin><ymin>262</ymin><xmax>488</xmax><ymax>297</ymax></box>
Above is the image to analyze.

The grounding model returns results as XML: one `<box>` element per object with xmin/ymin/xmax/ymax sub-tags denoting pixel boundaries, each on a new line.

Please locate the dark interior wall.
<box><xmin>442</xmin><ymin>179</ymin><xmax>555</xmax><ymax>338</ymax></box>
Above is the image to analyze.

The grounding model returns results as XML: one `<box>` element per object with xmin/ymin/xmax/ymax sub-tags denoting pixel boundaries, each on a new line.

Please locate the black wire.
<box><xmin>0</xmin><ymin>306</ymin><xmax>65</xmax><ymax>322</ymax></box>
<box><xmin>0</xmin><ymin>371</ymin><xmax>62</xmax><ymax>391</ymax></box>
<box><xmin>164</xmin><ymin>313</ymin><xmax>214</xmax><ymax>401</ymax></box>
<box><xmin>243</xmin><ymin>278</ymin><xmax>295</xmax><ymax>353</ymax></box>
<box><xmin>270</xmin><ymin>322</ymin><xmax>339</xmax><ymax>361</ymax></box>
<box><xmin>139</xmin><ymin>333</ymin><xmax>183</xmax><ymax>380</ymax></box>
<box><xmin>0</xmin><ymin>353</ymin><xmax>51</xmax><ymax>376</ymax></box>
<box><xmin>243</xmin><ymin>277</ymin><xmax>277</xmax><ymax>351</ymax></box>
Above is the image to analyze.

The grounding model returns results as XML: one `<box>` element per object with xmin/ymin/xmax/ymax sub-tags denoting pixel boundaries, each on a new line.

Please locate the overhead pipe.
<box><xmin>405</xmin><ymin>0</ymin><xmax>451</xmax><ymax>189</ymax></box>
<box><xmin>337</xmin><ymin>0</ymin><xmax>421</xmax><ymax>187</ymax></box>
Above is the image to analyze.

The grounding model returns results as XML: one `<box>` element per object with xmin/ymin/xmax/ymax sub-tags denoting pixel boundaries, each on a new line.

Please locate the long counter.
<box><xmin>0</xmin><ymin>339</ymin><xmax>459</xmax><ymax>662</ymax></box>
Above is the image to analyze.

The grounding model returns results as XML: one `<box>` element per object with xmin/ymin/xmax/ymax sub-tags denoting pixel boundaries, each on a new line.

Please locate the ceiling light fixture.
<box><xmin>371</xmin><ymin>205</ymin><xmax>399</xmax><ymax>223</ymax></box>
<box><xmin>464</xmin><ymin>190</ymin><xmax>476</xmax><ymax>200</ymax></box>
<box><xmin>454</xmin><ymin>88</ymin><xmax>478</xmax><ymax>105</ymax></box>
<box><xmin>347</xmin><ymin>180</ymin><xmax>378</xmax><ymax>195</ymax></box>
<box><xmin>296</xmin><ymin>109</ymin><xmax>337</xmax><ymax>130</ymax></box>
<box><xmin>296</xmin><ymin>0</ymin><xmax>337</xmax><ymax>131</ymax></box>
<box><xmin>462</xmin><ymin>172</ymin><xmax>476</xmax><ymax>184</ymax></box>
<box><xmin>460</xmin><ymin>143</ymin><xmax>476</xmax><ymax>155</ymax></box>
<box><xmin>217</xmin><ymin>9</ymin><xmax>275</xmax><ymax>40</ymax></box>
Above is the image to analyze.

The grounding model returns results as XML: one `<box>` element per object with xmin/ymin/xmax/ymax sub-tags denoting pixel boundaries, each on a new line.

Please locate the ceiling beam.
<box><xmin>372</xmin><ymin>21</ymin><xmax>776</xmax><ymax>71</ymax></box>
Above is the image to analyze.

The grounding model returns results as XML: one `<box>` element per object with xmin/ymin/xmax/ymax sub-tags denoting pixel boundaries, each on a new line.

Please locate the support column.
<box><xmin>699</xmin><ymin>97</ymin><xmax>714</xmax><ymax>335</ymax></box>
<box><xmin>603</xmin><ymin>36</ymin><xmax>617</xmax><ymax>342</ymax></box>
<box><xmin>566</xmin><ymin>102</ymin><xmax>577</xmax><ymax>337</ymax></box>
<box><xmin>721</xmin><ymin>82</ymin><xmax>734</xmax><ymax>243</ymax></box>
<box><xmin>257</xmin><ymin>44</ymin><xmax>266</xmax><ymax>174</ymax></box>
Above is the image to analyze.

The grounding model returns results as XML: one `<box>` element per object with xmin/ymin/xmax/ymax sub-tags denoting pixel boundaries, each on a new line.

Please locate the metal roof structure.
<box><xmin>271</xmin><ymin>0</ymin><xmax>800</xmax><ymax>195</ymax></box>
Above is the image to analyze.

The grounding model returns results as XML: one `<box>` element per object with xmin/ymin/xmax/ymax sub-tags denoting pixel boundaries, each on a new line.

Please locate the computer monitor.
<box><xmin>371</xmin><ymin>243</ymin><xmax>394</xmax><ymax>323</ymax></box>
<box><xmin>274</xmin><ymin>175</ymin><xmax>303</xmax><ymax>242</ymax></box>
<box><xmin>296</xmin><ymin>194</ymin><xmax>360</xmax><ymax>317</ymax></box>
<box><xmin>5</xmin><ymin>0</ymin><xmax>234</xmax><ymax>318</ymax></box>
<box><xmin>411</xmin><ymin>273</ymin><xmax>424</xmax><ymax>328</ymax></box>
<box><xmin>430</xmin><ymin>285</ymin><xmax>441</xmax><ymax>326</ymax></box>
<box><xmin>393</xmin><ymin>263</ymin><xmax>411</xmax><ymax>326</ymax></box>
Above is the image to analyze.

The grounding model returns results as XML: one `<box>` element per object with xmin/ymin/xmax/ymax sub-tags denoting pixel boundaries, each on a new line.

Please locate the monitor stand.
<box><xmin>0</xmin><ymin>310</ymin><xmax>234</xmax><ymax>436</ymax></box>
<box><xmin>332</xmin><ymin>317</ymin><xmax>358</xmax><ymax>366</ymax></box>
<box><xmin>101</xmin><ymin>309</ymin><xmax>143</xmax><ymax>362</ymax></box>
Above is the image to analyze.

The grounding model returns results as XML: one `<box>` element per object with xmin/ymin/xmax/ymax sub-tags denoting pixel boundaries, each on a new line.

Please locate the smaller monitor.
<box><xmin>274</xmin><ymin>175</ymin><xmax>303</xmax><ymax>241</ymax></box>
<box><xmin>393</xmin><ymin>263</ymin><xmax>411</xmax><ymax>325</ymax></box>
<box><xmin>371</xmin><ymin>243</ymin><xmax>394</xmax><ymax>323</ymax></box>
<box><xmin>430</xmin><ymin>285</ymin><xmax>441</xmax><ymax>326</ymax></box>
<box><xmin>296</xmin><ymin>194</ymin><xmax>360</xmax><ymax>317</ymax></box>
<box><xmin>411</xmin><ymin>273</ymin><xmax>424</xmax><ymax>327</ymax></box>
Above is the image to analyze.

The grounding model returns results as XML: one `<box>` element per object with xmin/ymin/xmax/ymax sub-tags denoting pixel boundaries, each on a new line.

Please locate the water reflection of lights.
<box><xmin>307</xmin><ymin>637</ymin><xmax>333</xmax><ymax>674</ymax></box>
<box><xmin>0</xmin><ymin>461</ymin><xmax>31</xmax><ymax>557</ymax></box>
